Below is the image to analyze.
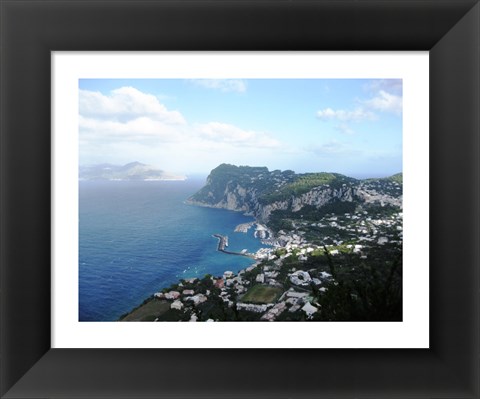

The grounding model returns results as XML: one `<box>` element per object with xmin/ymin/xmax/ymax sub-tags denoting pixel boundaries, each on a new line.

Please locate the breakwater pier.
<box><xmin>212</xmin><ymin>234</ymin><xmax>255</xmax><ymax>259</ymax></box>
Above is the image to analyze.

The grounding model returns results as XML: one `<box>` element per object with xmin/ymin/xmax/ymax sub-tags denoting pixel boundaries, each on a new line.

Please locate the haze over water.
<box><xmin>79</xmin><ymin>179</ymin><xmax>268</xmax><ymax>321</ymax></box>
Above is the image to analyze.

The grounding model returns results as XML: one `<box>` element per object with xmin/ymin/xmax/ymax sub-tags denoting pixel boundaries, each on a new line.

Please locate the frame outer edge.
<box><xmin>0</xmin><ymin>0</ymin><xmax>52</xmax><ymax>397</ymax></box>
<box><xmin>430</xmin><ymin>2</ymin><xmax>480</xmax><ymax>396</ymax></box>
<box><xmin>1</xmin><ymin>0</ymin><xmax>480</xmax><ymax>398</ymax></box>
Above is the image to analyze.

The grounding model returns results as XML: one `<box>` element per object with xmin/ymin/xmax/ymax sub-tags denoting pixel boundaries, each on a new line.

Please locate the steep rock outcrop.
<box><xmin>187</xmin><ymin>164</ymin><xmax>402</xmax><ymax>223</ymax></box>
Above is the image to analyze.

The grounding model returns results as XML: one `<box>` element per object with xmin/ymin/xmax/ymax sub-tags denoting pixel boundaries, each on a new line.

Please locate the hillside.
<box><xmin>121</xmin><ymin>164</ymin><xmax>404</xmax><ymax>322</ymax></box>
<box><xmin>187</xmin><ymin>164</ymin><xmax>402</xmax><ymax>229</ymax></box>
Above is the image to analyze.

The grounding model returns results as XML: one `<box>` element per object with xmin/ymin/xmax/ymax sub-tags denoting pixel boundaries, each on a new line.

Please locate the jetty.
<box><xmin>212</xmin><ymin>234</ymin><xmax>255</xmax><ymax>259</ymax></box>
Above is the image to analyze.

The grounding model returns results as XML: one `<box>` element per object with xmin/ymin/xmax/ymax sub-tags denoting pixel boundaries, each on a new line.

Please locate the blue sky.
<box><xmin>79</xmin><ymin>78</ymin><xmax>402</xmax><ymax>178</ymax></box>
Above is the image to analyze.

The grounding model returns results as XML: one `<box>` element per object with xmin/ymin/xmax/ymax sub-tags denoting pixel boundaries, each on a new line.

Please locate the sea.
<box><xmin>79</xmin><ymin>179</ymin><xmax>268</xmax><ymax>321</ymax></box>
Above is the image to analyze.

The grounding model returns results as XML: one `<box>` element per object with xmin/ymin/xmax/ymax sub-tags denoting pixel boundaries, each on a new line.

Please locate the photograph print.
<box><xmin>79</xmin><ymin>78</ymin><xmax>403</xmax><ymax>322</ymax></box>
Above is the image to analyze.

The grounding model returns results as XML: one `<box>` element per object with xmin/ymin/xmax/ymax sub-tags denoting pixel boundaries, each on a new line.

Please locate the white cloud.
<box><xmin>79</xmin><ymin>87</ymin><xmax>190</xmax><ymax>145</ymax></box>
<box><xmin>316</xmin><ymin>80</ymin><xmax>402</xmax><ymax>136</ymax></box>
<box><xmin>365</xmin><ymin>79</ymin><xmax>402</xmax><ymax>95</ymax></box>
<box><xmin>316</xmin><ymin>107</ymin><xmax>375</xmax><ymax>122</ymax></box>
<box><xmin>79</xmin><ymin>115</ymin><xmax>185</xmax><ymax>142</ymax></box>
<box><xmin>197</xmin><ymin>122</ymin><xmax>280</xmax><ymax>149</ymax></box>
<box><xmin>190</xmin><ymin>79</ymin><xmax>247</xmax><ymax>93</ymax></box>
<box><xmin>362</xmin><ymin>90</ymin><xmax>402</xmax><ymax>115</ymax></box>
<box><xmin>79</xmin><ymin>87</ymin><xmax>284</xmax><ymax>171</ymax></box>
<box><xmin>79</xmin><ymin>87</ymin><xmax>186</xmax><ymax>125</ymax></box>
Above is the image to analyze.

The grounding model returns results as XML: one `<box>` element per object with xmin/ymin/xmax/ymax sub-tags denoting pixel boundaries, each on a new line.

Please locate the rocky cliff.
<box><xmin>187</xmin><ymin>164</ymin><xmax>402</xmax><ymax>224</ymax></box>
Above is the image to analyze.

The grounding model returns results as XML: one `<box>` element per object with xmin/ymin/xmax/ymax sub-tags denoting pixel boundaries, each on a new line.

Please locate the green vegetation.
<box><xmin>189</xmin><ymin>165</ymin><xmax>402</xmax><ymax>221</ymax></box>
<box><xmin>268</xmin><ymin>202</ymin><xmax>357</xmax><ymax>232</ymax></box>
<box><xmin>120</xmin><ymin>164</ymin><xmax>404</xmax><ymax>323</ymax></box>
<box><xmin>196</xmin><ymin>274</ymin><xmax>217</xmax><ymax>294</ymax></box>
<box><xmin>189</xmin><ymin>163</ymin><xmax>277</xmax><ymax>204</ymax></box>
<box><xmin>362</xmin><ymin>173</ymin><xmax>403</xmax><ymax>197</ymax></box>
<box><xmin>156</xmin><ymin>308</ymin><xmax>192</xmax><ymax>322</ymax></box>
<box><xmin>120</xmin><ymin>240</ymin><xmax>402</xmax><ymax>322</ymax></box>
<box><xmin>241</xmin><ymin>285</ymin><xmax>283</xmax><ymax>304</ymax></box>
<box><xmin>259</xmin><ymin>173</ymin><xmax>357</xmax><ymax>204</ymax></box>
<box><xmin>188</xmin><ymin>164</ymin><xmax>360</xmax><ymax>210</ymax></box>
<box><xmin>235</xmin><ymin>309</ymin><xmax>263</xmax><ymax>321</ymax></box>
<box><xmin>362</xmin><ymin>203</ymin><xmax>400</xmax><ymax>218</ymax></box>
<box><xmin>310</xmin><ymin>243</ymin><xmax>402</xmax><ymax>321</ymax></box>
<box><xmin>267</xmin><ymin>216</ymin><xmax>294</xmax><ymax>233</ymax></box>
<box><xmin>388</xmin><ymin>173</ymin><xmax>403</xmax><ymax>184</ymax></box>
<box><xmin>120</xmin><ymin>298</ymin><xmax>170</xmax><ymax>321</ymax></box>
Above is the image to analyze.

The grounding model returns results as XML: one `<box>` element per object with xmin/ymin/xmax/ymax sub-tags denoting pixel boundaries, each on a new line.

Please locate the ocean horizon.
<box><xmin>79</xmin><ymin>179</ymin><xmax>268</xmax><ymax>321</ymax></box>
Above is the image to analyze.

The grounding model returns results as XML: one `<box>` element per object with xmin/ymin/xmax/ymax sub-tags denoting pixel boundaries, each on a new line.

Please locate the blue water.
<box><xmin>79</xmin><ymin>180</ymin><xmax>267</xmax><ymax>321</ymax></box>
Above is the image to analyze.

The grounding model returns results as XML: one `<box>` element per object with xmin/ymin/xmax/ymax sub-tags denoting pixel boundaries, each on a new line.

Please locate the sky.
<box><xmin>78</xmin><ymin>78</ymin><xmax>402</xmax><ymax>178</ymax></box>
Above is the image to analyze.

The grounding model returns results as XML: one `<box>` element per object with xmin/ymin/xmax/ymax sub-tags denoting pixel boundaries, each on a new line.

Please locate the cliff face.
<box><xmin>187</xmin><ymin>164</ymin><xmax>402</xmax><ymax>223</ymax></box>
<box><xmin>256</xmin><ymin>186</ymin><xmax>358</xmax><ymax>222</ymax></box>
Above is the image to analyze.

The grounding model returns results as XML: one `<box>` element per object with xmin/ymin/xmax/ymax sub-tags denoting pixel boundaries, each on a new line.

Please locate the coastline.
<box><xmin>79</xmin><ymin>181</ymin><xmax>264</xmax><ymax>321</ymax></box>
<box><xmin>118</xmin><ymin>184</ymin><xmax>403</xmax><ymax>322</ymax></box>
<box><xmin>119</xmin><ymin>227</ymin><xmax>402</xmax><ymax>322</ymax></box>
<box><xmin>119</xmin><ymin>216</ymin><xmax>278</xmax><ymax>321</ymax></box>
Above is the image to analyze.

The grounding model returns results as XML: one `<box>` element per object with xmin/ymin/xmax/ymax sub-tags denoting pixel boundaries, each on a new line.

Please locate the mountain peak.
<box><xmin>79</xmin><ymin>162</ymin><xmax>185</xmax><ymax>181</ymax></box>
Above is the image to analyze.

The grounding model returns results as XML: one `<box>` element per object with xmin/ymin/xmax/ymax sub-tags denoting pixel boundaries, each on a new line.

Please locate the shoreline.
<box><xmin>119</xmin><ymin>216</ymin><xmax>276</xmax><ymax>321</ymax></box>
<box><xmin>109</xmin><ymin>167</ymin><xmax>403</xmax><ymax>322</ymax></box>
<box><xmin>118</xmin><ymin>208</ymin><xmax>403</xmax><ymax>322</ymax></box>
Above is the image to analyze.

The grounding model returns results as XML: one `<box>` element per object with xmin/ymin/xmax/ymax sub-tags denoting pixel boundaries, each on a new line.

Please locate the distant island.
<box><xmin>120</xmin><ymin>164</ymin><xmax>403</xmax><ymax>322</ymax></box>
<box><xmin>79</xmin><ymin>161</ymin><xmax>186</xmax><ymax>181</ymax></box>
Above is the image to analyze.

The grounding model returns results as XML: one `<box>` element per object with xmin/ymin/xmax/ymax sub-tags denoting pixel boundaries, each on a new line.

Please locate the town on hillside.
<box><xmin>121</xmin><ymin>197</ymin><xmax>402</xmax><ymax>322</ymax></box>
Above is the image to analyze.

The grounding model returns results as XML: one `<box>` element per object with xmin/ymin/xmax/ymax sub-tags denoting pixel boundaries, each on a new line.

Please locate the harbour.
<box><xmin>212</xmin><ymin>234</ymin><xmax>256</xmax><ymax>259</ymax></box>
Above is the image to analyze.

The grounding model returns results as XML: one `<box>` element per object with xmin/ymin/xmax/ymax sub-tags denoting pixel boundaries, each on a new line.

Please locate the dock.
<box><xmin>212</xmin><ymin>234</ymin><xmax>255</xmax><ymax>259</ymax></box>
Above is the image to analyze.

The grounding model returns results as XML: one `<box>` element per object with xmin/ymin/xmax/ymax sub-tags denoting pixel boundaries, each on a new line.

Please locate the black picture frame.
<box><xmin>1</xmin><ymin>0</ymin><xmax>479</xmax><ymax>398</ymax></box>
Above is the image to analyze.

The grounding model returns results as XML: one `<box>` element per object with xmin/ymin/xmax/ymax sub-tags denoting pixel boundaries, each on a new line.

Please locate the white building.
<box><xmin>302</xmin><ymin>302</ymin><xmax>318</xmax><ymax>318</ymax></box>
<box><xmin>170</xmin><ymin>300</ymin><xmax>184</xmax><ymax>310</ymax></box>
